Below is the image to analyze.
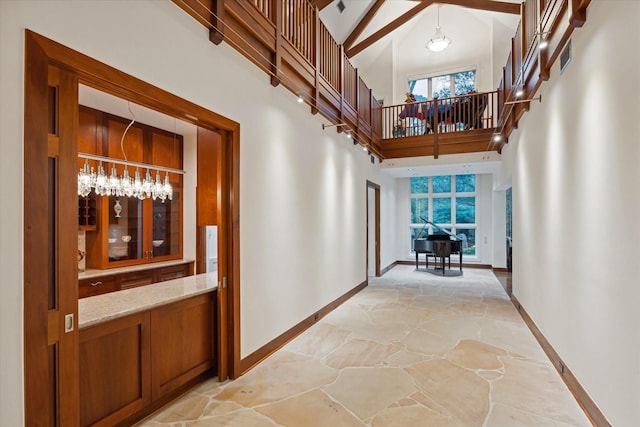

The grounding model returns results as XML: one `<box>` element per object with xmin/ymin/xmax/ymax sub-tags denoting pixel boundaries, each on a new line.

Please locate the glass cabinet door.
<box><xmin>151</xmin><ymin>190</ymin><xmax>181</xmax><ymax>259</ymax></box>
<box><xmin>107</xmin><ymin>196</ymin><xmax>144</xmax><ymax>262</ymax></box>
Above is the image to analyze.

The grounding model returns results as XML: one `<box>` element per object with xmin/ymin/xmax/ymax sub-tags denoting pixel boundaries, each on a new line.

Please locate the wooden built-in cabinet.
<box><xmin>79</xmin><ymin>312</ymin><xmax>151</xmax><ymax>427</ymax></box>
<box><xmin>79</xmin><ymin>261</ymin><xmax>194</xmax><ymax>298</ymax></box>
<box><xmin>79</xmin><ymin>292</ymin><xmax>216</xmax><ymax>427</ymax></box>
<box><xmin>80</xmin><ymin>105</ymin><xmax>184</xmax><ymax>270</ymax></box>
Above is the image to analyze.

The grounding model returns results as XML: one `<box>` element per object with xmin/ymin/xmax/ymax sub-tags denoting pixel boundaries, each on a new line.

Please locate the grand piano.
<box><xmin>414</xmin><ymin>220</ymin><xmax>463</xmax><ymax>276</ymax></box>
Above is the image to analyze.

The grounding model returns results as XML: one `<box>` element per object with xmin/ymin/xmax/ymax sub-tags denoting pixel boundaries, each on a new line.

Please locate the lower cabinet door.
<box><xmin>79</xmin><ymin>312</ymin><xmax>151</xmax><ymax>427</ymax></box>
<box><xmin>150</xmin><ymin>293</ymin><xmax>215</xmax><ymax>400</ymax></box>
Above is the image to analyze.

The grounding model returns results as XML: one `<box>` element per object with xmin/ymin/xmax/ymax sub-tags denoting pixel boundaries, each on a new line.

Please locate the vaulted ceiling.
<box><xmin>318</xmin><ymin>0</ymin><xmax>521</xmax><ymax>92</ymax></box>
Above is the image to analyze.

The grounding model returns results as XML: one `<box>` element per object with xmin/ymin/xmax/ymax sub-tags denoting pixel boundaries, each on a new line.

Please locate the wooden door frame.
<box><xmin>366</xmin><ymin>180</ymin><xmax>381</xmax><ymax>277</ymax></box>
<box><xmin>24</xmin><ymin>30</ymin><xmax>242</xmax><ymax>424</ymax></box>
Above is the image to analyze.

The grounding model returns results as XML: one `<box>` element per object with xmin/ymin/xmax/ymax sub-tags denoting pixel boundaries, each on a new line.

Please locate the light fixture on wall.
<box><xmin>426</xmin><ymin>6</ymin><xmax>451</xmax><ymax>52</ymax></box>
<box><xmin>504</xmin><ymin>94</ymin><xmax>542</xmax><ymax>105</ymax></box>
<box><xmin>535</xmin><ymin>30</ymin><xmax>551</xmax><ymax>50</ymax></box>
<box><xmin>297</xmin><ymin>93</ymin><xmax>304</xmax><ymax>103</ymax></box>
<box><xmin>515</xmin><ymin>84</ymin><xmax>525</xmax><ymax>98</ymax></box>
<box><xmin>321</xmin><ymin>123</ymin><xmax>347</xmax><ymax>130</ymax></box>
<box><xmin>492</xmin><ymin>134</ymin><xmax>502</xmax><ymax>143</ymax></box>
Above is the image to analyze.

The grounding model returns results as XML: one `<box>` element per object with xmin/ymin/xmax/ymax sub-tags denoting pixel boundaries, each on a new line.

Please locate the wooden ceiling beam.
<box><xmin>346</xmin><ymin>0</ymin><xmax>436</xmax><ymax>58</ymax></box>
<box><xmin>343</xmin><ymin>0</ymin><xmax>386</xmax><ymax>50</ymax></box>
<box><xmin>314</xmin><ymin>0</ymin><xmax>334</xmax><ymax>11</ymax></box>
<box><xmin>438</xmin><ymin>0</ymin><xmax>521</xmax><ymax>15</ymax></box>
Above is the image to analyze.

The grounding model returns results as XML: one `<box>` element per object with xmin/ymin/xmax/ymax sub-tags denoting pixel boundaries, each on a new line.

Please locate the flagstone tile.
<box><xmin>402</xmin><ymin>328</ymin><xmax>458</xmax><ymax>356</ymax></box>
<box><xmin>283</xmin><ymin>322</ymin><xmax>351</xmax><ymax>357</ymax></box>
<box><xmin>386</xmin><ymin>349</ymin><xmax>432</xmax><ymax>366</ymax></box>
<box><xmin>487</xmin><ymin>402</ymin><xmax>584</xmax><ymax>426</ymax></box>
<box><xmin>406</xmin><ymin>359</ymin><xmax>490</xmax><ymax>427</ymax></box>
<box><xmin>445</xmin><ymin>339</ymin><xmax>506</xmax><ymax>370</ymax></box>
<box><xmin>255</xmin><ymin>389</ymin><xmax>362</xmax><ymax>427</ymax></box>
<box><xmin>370</xmin><ymin>405</ymin><xmax>460</xmax><ymax>427</ymax></box>
<box><xmin>492</xmin><ymin>356</ymin><xmax>590</xmax><ymax>426</ymax></box>
<box><xmin>184</xmin><ymin>409</ymin><xmax>279</xmax><ymax>426</ymax></box>
<box><xmin>138</xmin><ymin>266</ymin><xmax>590</xmax><ymax>427</ymax></box>
<box><xmin>213</xmin><ymin>352</ymin><xmax>337</xmax><ymax>407</ymax></box>
<box><xmin>324</xmin><ymin>339</ymin><xmax>401</xmax><ymax>369</ymax></box>
<box><xmin>323</xmin><ymin>367</ymin><xmax>415</xmax><ymax>419</ymax></box>
<box><xmin>151</xmin><ymin>394</ymin><xmax>209</xmax><ymax>423</ymax></box>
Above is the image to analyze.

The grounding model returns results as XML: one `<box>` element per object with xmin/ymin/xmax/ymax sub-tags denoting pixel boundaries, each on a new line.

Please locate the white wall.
<box><xmin>500</xmin><ymin>1</ymin><xmax>640</xmax><ymax>424</ymax></box>
<box><xmin>360</xmin><ymin>40</ymin><xmax>396</xmax><ymax>106</ymax></box>
<box><xmin>0</xmin><ymin>2</ymin><xmax>395</xmax><ymax>425</ymax></box>
<box><xmin>378</xmin><ymin>171</ymin><xmax>399</xmax><ymax>271</ymax></box>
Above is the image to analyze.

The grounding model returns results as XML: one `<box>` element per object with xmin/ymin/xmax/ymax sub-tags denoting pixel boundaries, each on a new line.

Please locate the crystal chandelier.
<box><xmin>77</xmin><ymin>103</ymin><xmax>182</xmax><ymax>202</ymax></box>
<box><xmin>77</xmin><ymin>155</ymin><xmax>179</xmax><ymax>202</ymax></box>
<box><xmin>426</xmin><ymin>6</ymin><xmax>451</xmax><ymax>52</ymax></box>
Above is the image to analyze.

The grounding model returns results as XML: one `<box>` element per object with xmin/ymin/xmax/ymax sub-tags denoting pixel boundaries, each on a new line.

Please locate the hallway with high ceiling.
<box><xmin>139</xmin><ymin>266</ymin><xmax>589</xmax><ymax>426</ymax></box>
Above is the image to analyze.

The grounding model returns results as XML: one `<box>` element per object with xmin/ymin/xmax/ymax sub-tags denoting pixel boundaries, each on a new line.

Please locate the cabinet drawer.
<box><xmin>79</xmin><ymin>276</ymin><xmax>117</xmax><ymax>298</ymax></box>
<box><xmin>120</xmin><ymin>270</ymin><xmax>156</xmax><ymax>290</ymax></box>
<box><xmin>158</xmin><ymin>264</ymin><xmax>190</xmax><ymax>282</ymax></box>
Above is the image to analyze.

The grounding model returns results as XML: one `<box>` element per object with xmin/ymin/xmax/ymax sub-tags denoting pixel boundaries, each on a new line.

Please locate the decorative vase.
<box><xmin>113</xmin><ymin>199</ymin><xmax>122</xmax><ymax>218</ymax></box>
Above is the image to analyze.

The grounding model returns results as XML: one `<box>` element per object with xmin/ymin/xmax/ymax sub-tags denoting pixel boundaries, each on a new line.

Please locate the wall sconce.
<box><xmin>535</xmin><ymin>31</ymin><xmax>551</xmax><ymax>50</ymax></box>
<box><xmin>515</xmin><ymin>84</ymin><xmax>525</xmax><ymax>98</ymax></box>
<box><xmin>492</xmin><ymin>134</ymin><xmax>502</xmax><ymax>143</ymax></box>
<box><xmin>297</xmin><ymin>93</ymin><xmax>304</xmax><ymax>103</ymax></box>
<box><xmin>321</xmin><ymin>123</ymin><xmax>347</xmax><ymax>130</ymax></box>
<box><xmin>504</xmin><ymin>94</ymin><xmax>542</xmax><ymax>105</ymax></box>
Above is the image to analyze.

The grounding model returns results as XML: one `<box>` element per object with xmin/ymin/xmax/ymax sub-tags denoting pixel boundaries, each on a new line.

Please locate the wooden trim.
<box><xmin>24</xmin><ymin>29</ymin><xmax>242</xmax><ymax>413</ymax></box>
<box><xmin>24</xmin><ymin>33</ymin><xmax>53</xmax><ymax>427</ymax></box>
<box><xmin>511</xmin><ymin>295</ymin><xmax>611</xmax><ymax>427</ymax></box>
<box><xmin>343</xmin><ymin>0</ymin><xmax>386</xmax><ymax>50</ymax></box>
<box><xmin>209</xmin><ymin>0</ymin><xmax>225</xmax><ymax>45</ymax></box>
<box><xmin>366</xmin><ymin>180</ymin><xmax>381</xmax><ymax>278</ymax></box>
<box><xmin>492</xmin><ymin>267</ymin><xmax>508</xmax><ymax>272</ymax></box>
<box><xmin>380</xmin><ymin>261</ymin><xmax>397</xmax><ymax>276</ymax></box>
<box><xmin>440</xmin><ymin>0</ymin><xmax>521</xmax><ymax>15</ymax></box>
<box><xmin>239</xmin><ymin>279</ymin><xmax>368</xmax><ymax>374</ymax></box>
<box><xmin>346</xmin><ymin>0</ymin><xmax>435</xmax><ymax>58</ymax></box>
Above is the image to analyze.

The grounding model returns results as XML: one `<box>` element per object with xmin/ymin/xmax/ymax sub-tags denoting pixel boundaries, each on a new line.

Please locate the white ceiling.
<box><xmin>320</xmin><ymin>1</ymin><xmax>520</xmax><ymax>78</ymax></box>
<box><xmin>320</xmin><ymin>1</ymin><xmax>520</xmax><ymax>176</ymax></box>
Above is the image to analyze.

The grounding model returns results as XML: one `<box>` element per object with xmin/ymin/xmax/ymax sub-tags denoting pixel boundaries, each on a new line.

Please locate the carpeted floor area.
<box><xmin>138</xmin><ymin>266</ymin><xmax>589</xmax><ymax>426</ymax></box>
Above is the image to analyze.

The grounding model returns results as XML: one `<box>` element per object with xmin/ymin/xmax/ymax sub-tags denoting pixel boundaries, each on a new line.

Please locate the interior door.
<box><xmin>366</xmin><ymin>181</ymin><xmax>381</xmax><ymax>277</ymax></box>
<box><xmin>24</xmin><ymin>46</ymin><xmax>80</xmax><ymax>426</ymax></box>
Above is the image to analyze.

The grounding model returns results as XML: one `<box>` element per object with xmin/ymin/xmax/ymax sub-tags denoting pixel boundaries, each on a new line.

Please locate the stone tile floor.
<box><xmin>138</xmin><ymin>266</ymin><xmax>590</xmax><ymax>426</ymax></box>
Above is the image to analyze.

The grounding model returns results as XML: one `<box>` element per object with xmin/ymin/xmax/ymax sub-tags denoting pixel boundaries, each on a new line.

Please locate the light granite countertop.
<box><xmin>78</xmin><ymin>271</ymin><xmax>218</xmax><ymax>329</ymax></box>
<box><xmin>78</xmin><ymin>258</ymin><xmax>195</xmax><ymax>280</ymax></box>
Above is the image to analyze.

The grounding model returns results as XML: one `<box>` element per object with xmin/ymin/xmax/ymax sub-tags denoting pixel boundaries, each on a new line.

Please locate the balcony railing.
<box><xmin>380</xmin><ymin>92</ymin><xmax>498</xmax><ymax>140</ymax></box>
<box><xmin>174</xmin><ymin>0</ymin><xmax>590</xmax><ymax>158</ymax></box>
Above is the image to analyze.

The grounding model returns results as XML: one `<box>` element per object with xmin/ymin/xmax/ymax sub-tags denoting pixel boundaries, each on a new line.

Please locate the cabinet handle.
<box><xmin>90</xmin><ymin>281</ymin><xmax>102</xmax><ymax>287</ymax></box>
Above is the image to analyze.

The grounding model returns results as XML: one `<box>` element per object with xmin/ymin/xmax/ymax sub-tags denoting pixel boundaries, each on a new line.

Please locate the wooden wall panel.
<box><xmin>197</xmin><ymin>127</ymin><xmax>221</xmax><ymax>226</ymax></box>
<box><xmin>79</xmin><ymin>313</ymin><xmax>150</xmax><ymax>427</ymax></box>
<box><xmin>151</xmin><ymin>131</ymin><xmax>183</xmax><ymax>171</ymax></box>
<box><xmin>150</xmin><ymin>293</ymin><xmax>215</xmax><ymax>400</ymax></box>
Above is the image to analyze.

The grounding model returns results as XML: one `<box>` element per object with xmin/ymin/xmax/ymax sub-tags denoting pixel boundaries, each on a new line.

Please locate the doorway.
<box><xmin>23</xmin><ymin>31</ymin><xmax>241</xmax><ymax>426</ymax></box>
<box><xmin>366</xmin><ymin>181</ymin><xmax>380</xmax><ymax>277</ymax></box>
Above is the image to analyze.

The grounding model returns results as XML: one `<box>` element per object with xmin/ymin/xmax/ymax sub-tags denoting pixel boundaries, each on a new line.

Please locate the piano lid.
<box><xmin>425</xmin><ymin>220</ymin><xmax>462</xmax><ymax>241</ymax></box>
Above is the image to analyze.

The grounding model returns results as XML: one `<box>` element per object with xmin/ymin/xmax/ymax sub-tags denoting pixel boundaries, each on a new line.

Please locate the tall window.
<box><xmin>410</xmin><ymin>174</ymin><xmax>477</xmax><ymax>256</ymax></box>
<box><xmin>409</xmin><ymin>70</ymin><xmax>476</xmax><ymax>101</ymax></box>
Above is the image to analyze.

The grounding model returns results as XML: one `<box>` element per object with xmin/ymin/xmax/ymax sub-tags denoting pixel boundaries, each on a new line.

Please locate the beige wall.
<box><xmin>501</xmin><ymin>1</ymin><xmax>640</xmax><ymax>424</ymax></box>
<box><xmin>0</xmin><ymin>2</ymin><xmax>395</xmax><ymax>424</ymax></box>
